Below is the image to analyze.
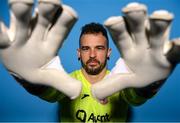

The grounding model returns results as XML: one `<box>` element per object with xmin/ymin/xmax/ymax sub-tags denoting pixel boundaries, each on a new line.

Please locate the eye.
<box><xmin>96</xmin><ymin>46</ymin><xmax>105</xmax><ymax>50</ymax></box>
<box><xmin>81</xmin><ymin>46</ymin><xmax>89</xmax><ymax>51</ymax></box>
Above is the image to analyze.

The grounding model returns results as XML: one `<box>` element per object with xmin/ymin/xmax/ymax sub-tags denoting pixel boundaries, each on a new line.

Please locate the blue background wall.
<box><xmin>0</xmin><ymin>0</ymin><xmax>180</xmax><ymax>122</ymax></box>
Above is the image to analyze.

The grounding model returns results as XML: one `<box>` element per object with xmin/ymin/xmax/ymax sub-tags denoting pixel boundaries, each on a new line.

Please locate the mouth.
<box><xmin>87</xmin><ymin>60</ymin><xmax>100</xmax><ymax>67</ymax></box>
<box><xmin>88</xmin><ymin>61</ymin><xmax>98</xmax><ymax>66</ymax></box>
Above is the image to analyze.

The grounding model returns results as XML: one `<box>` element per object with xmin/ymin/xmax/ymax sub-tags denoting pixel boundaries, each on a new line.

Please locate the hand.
<box><xmin>91</xmin><ymin>2</ymin><xmax>180</xmax><ymax>100</ymax></box>
<box><xmin>0</xmin><ymin>0</ymin><xmax>82</xmax><ymax>99</ymax></box>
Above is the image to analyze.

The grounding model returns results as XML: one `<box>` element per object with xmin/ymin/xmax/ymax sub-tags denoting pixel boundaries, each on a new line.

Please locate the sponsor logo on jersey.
<box><xmin>76</xmin><ymin>109</ymin><xmax>110</xmax><ymax>122</ymax></box>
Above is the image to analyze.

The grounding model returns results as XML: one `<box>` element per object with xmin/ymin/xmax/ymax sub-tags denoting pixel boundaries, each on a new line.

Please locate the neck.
<box><xmin>81</xmin><ymin>68</ymin><xmax>107</xmax><ymax>84</ymax></box>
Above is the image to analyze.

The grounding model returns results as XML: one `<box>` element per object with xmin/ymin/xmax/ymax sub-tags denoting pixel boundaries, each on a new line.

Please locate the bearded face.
<box><xmin>78</xmin><ymin>33</ymin><xmax>111</xmax><ymax>75</ymax></box>
<box><xmin>80</xmin><ymin>57</ymin><xmax>107</xmax><ymax>75</ymax></box>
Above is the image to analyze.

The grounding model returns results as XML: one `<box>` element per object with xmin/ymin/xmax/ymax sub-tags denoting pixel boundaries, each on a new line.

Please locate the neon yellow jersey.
<box><xmin>59</xmin><ymin>69</ymin><xmax>128</xmax><ymax>122</ymax></box>
<box><xmin>39</xmin><ymin>69</ymin><xmax>148</xmax><ymax>122</ymax></box>
<box><xmin>71</xmin><ymin>69</ymin><xmax>117</xmax><ymax>122</ymax></box>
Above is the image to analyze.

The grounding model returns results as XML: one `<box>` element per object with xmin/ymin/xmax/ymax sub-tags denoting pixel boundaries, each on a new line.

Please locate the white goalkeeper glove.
<box><xmin>0</xmin><ymin>0</ymin><xmax>82</xmax><ymax>99</ymax></box>
<box><xmin>91</xmin><ymin>2</ymin><xmax>180</xmax><ymax>100</ymax></box>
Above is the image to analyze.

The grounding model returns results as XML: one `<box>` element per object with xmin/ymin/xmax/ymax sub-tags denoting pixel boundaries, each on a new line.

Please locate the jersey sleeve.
<box><xmin>36</xmin><ymin>87</ymin><xmax>66</xmax><ymax>102</ymax></box>
<box><xmin>119</xmin><ymin>88</ymin><xmax>148</xmax><ymax>106</ymax></box>
<box><xmin>14</xmin><ymin>75</ymin><xmax>66</xmax><ymax>102</ymax></box>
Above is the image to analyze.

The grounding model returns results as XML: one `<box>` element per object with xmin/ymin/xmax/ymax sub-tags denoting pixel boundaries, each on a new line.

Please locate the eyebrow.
<box><xmin>80</xmin><ymin>45</ymin><xmax>106</xmax><ymax>50</ymax></box>
<box><xmin>96</xmin><ymin>45</ymin><xmax>106</xmax><ymax>48</ymax></box>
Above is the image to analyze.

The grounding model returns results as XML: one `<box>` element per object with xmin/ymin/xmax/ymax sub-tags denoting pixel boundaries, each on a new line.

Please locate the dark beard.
<box><xmin>81</xmin><ymin>58</ymin><xmax>107</xmax><ymax>75</ymax></box>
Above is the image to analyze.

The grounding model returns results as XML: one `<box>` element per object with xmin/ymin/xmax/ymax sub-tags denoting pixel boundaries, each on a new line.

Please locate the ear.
<box><xmin>77</xmin><ymin>48</ymin><xmax>81</xmax><ymax>60</ymax></box>
<box><xmin>107</xmin><ymin>48</ymin><xmax>112</xmax><ymax>59</ymax></box>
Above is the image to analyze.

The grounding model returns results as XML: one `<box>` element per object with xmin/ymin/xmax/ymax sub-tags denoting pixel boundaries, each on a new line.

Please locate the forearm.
<box><xmin>120</xmin><ymin>88</ymin><xmax>147</xmax><ymax>106</ymax></box>
<box><xmin>120</xmin><ymin>80</ymin><xmax>165</xmax><ymax>106</ymax></box>
<box><xmin>13</xmin><ymin>75</ymin><xmax>64</xmax><ymax>102</ymax></box>
<box><xmin>134</xmin><ymin>79</ymin><xmax>166</xmax><ymax>99</ymax></box>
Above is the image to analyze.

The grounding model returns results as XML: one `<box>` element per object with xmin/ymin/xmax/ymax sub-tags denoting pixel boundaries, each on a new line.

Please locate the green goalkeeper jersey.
<box><xmin>39</xmin><ymin>69</ymin><xmax>148</xmax><ymax>122</ymax></box>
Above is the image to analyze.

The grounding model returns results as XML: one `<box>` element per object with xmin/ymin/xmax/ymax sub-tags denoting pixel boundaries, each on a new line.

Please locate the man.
<box><xmin>17</xmin><ymin>22</ymin><xmax>156</xmax><ymax>122</ymax></box>
<box><xmin>1</xmin><ymin>0</ymin><xmax>180</xmax><ymax>122</ymax></box>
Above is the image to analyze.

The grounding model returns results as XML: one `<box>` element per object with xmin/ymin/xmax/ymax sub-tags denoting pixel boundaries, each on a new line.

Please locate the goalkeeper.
<box><xmin>0</xmin><ymin>0</ymin><xmax>180</xmax><ymax>122</ymax></box>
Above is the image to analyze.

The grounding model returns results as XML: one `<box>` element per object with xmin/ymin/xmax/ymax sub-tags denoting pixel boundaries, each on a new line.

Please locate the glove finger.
<box><xmin>9</xmin><ymin>0</ymin><xmax>34</xmax><ymax>4</ymax></box>
<box><xmin>104</xmin><ymin>16</ymin><xmax>132</xmax><ymax>57</ymax></box>
<box><xmin>149</xmin><ymin>10</ymin><xmax>173</xmax><ymax>50</ymax></box>
<box><xmin>0</xmin><ymin>22</ymin><xmax>11</xmax><ymax>48</ymax></box>
<box><xmin>165</xmin><ymin>38</ymin><xmax>180</xmax><ymax>64</ymax></box>
<box><xmin>38</xmin><ymin>0</ymin><xmax>60</xmax><ymax>5</ymax></box>
<box><xmin>122</xmin><ymin>2</ymin><xmax>149</xmax><ymax>48</ymax></box>
<box><xmin>9</xmin><ymin>0</ymin><xmax>33</xmax><ymax>47</ymax></box>
<box><xmin>30</xmin><ymin>0</ymin><xmax>61</xmax><ymax>42</ymax></box>
<box><xmin>45</xmin><ymin>5</ymin><xmax>78</xmax><ymax>54</ymax></box>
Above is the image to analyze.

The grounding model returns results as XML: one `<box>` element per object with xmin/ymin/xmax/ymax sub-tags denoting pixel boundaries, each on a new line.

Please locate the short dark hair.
<box><xmin>79</xmin><ymin>22</ymin><xmax>109</xmax><ymax>48</ymax></box>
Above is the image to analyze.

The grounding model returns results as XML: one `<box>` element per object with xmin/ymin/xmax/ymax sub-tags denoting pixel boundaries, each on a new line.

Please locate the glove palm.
<box><xmin>0</xmin><ymin>0</ymin><xmax>82</xmax><ymax>99</ymax></box>
<box><xmin>92</xmin><ymin>3</ymin><xmax>180</xmax><ymax>100</ymax></box>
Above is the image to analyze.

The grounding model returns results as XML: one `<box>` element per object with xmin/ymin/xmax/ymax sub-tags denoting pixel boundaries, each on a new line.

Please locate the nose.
<box><xmin>90</xmin><ymin>49</ymin><xmax>96</xmax><ymax>58</ymax></box>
